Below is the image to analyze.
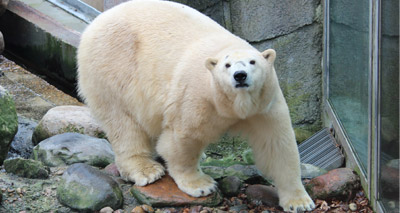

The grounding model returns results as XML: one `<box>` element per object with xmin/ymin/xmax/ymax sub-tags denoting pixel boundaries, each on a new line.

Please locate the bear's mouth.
<box><xmin>235</xmin><ymin>83</ymin><xmax>249</xmax><ymax>88</ymax></box>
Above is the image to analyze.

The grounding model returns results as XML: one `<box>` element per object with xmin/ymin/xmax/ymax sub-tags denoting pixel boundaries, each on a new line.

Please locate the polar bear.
<box><xmin>77</xmin><ymin>0</ymin><xmax>315</xmax><ymax>211</ymax></box>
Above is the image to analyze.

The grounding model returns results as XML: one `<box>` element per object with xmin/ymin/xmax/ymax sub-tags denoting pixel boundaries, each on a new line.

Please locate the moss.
<box><xmin>61</xmin><ymin>125</ymin><xmax>85</xmax><ymax>135</ymax></box>
<box><xmin>95</xmin><ymin>130</ymin><xmax>107</xmax><ymax>139</ymax></box>
<box><xmin>0</xmin><ymin>90</ymin><xmax>18</xmax><ymax>164</ymax></box>
<box><xmin>32</xmin><ymin>124</ymin><xmax>50</xmax><ymax>145</ymax></box>
<box><xmin>206</xmin><ymin>134</ymin><xmax>249</xmax><ymax>160</ymax></box>
<box><xmin>3</xmin><ymin>158</ymin><xmax>49</xmax><ymax>179</ymax></box>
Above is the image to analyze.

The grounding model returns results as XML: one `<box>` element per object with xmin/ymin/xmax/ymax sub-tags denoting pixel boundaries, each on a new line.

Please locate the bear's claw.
<box><xmin>280</xmin><ymin>192</ymin><xmax>315</xmax><ymax>213</ymax></box>
<box><xmin>120</xmin><ymin>158</ymin><xmax>165</xmax><ymax>186</ymax></box>
<box><xmin>172</xmin><ymin>172</ymin><xmax>217</xmax><ymax>197</ymax></box>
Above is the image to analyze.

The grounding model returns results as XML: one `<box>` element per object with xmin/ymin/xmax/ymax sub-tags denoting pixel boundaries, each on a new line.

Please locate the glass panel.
<box><xmin>328</xmin><ymin>0</ymin><xmax>370</xmax><ymax>173</ymax></box>
<box><xmin>378</xmin><ymin>0</ymin><xmax>399</xmax><ymax>211</ymax></box>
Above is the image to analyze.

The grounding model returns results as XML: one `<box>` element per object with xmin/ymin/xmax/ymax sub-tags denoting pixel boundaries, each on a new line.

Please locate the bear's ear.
<box><xmin>205</xmin><ymin>58</ymin><xmax>218</xmax><ymax>71</ymax></box>
<box><xmin>262</xmin><ymin>49</ymin><xmax>276</xmax><ymax>63</ymax></box>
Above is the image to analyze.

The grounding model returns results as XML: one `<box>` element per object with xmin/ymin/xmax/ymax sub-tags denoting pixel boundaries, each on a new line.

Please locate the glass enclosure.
<box><xmin>378</xmin><ymin>0</ymin><xmax>399</xmax><ymax>212</ymax></box>
<box><xmin>325</xmin><ymin>0</ymin><xmax>399</xmax><ymax>212</ymax></box>
<box><xmin>328</xmin><ymin>0</ymin><xmax>370</xmax><ymax>173</ymax></box>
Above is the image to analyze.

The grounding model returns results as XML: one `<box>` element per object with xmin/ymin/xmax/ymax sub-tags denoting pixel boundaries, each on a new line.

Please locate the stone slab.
<box><xmin>131</xmin><ymin>174</ymin><xmax>222</xmax><ymax>207</ymax></box>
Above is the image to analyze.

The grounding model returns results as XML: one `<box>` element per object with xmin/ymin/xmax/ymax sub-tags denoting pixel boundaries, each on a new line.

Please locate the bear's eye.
<box><xmin>225</xmin><ymin>63</ymin><xmax>231</xmax><ymax>68</ymax></box>
<box><xmin>250</xmin><ymin>60</ymin><xmax>256</xmax><ymax>65</ymax></box>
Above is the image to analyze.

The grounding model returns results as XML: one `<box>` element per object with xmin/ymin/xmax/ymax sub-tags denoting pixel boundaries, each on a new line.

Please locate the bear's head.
<box><xmin>205</xmin><ymin>49</ymin><xmax>277</xmax><ymax>118</ymax></box>
<box><xmin>206</xmin><ymin>48</ymin><xmax>276</xmax><ymax>93</ymax></box>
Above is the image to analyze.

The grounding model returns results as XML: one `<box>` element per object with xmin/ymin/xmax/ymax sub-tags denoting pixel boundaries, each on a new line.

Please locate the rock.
<box><xmin>305</xmin><ymin>168</ymin><xmax>360</xmax><ymax>200</ymax></box>
<box><xmin>141</xmin><ymin>204</ymin><xmax>154</xmax><ymax>212</ymax></box>
<box><xmin>32</xmin><ymin>133</ymin><xmax>114</xmax><ymax>167</ymax></box>
<box><xmin>229</xmin><ymin>204</ymin><xmax>248</xmax><ymax>212</ymax></box>
<box><xmin>253</xmin><ymin>24</ymin><xmax>323</xmax><ymax>142</ymax></box>
<box><xmin>104</xmin><ymin>163</ymin><xmax>120</xmax><ymax>177</ymax></box>
<box><xmin>230</xmin><ymin>0</ymin><xmax>320</xmax><ymax>41</ymax></box>
<box><xmin>3</xmin><ymin>158</ymin><xmax>49</xmax><ymax>179</ymax></box>
<box><xmin>218</xmin><ymin>176</ymin><xmax>242</xmax><ymax>197</ymax></box>
<box><xmin>349</xmin><ymin>202</ymin><xmax>357</xmax><ymax>211</ymax></box>
<box><xmin>100</xmin><ymin>206</ymin><xmax>114</xmax><ymax>213</ymax></box>
<box><xmin>131</xmin><ymin>174</ymin><xmax>222</xmax><ymax>207</ymax></box>
<box><xmin>131</xmin><ymin>206</ymin><xmax>145</xmax><ymax>213</ymax></box>
<box><xmin>301</xmin><ymin>163</ymin><xmax>327</xmax><ymax>179</ymax></box>
<box><xmin>32</xmin><ymin>105</ymin><xmax>105</xmax><ymax>144</ymax></box>
<box><xmin>57</xmin><ymin>163</ymin><xmax>123</xmax><ymax>211</ymax></box>
<box><xmin>245</xmin><ymin>185</ymin><xmax>279</xmax><ymax>207</ymax></box>
<box><xmin>202</xmin><ymin>166</ymin><xmax>225</xmax><ymax>179</ymax></box>
<box><xmin>7</xmin><ymin>116</ymin><xmax>37</xmax><ymax>159</ymax></box>
<box><xmin>224</xmin><ymin>164</ymin><xmax>268</xmax><ymax>184</ymax></box>
<box><xmin>202</xmin><ymin>164</ymin><xmax>269</xmax><ymax>185</ymax></box>
<box><xmin>0</xmin><ymin>86</ymin><xmax>18</xmax><ymax>165</ymax></box>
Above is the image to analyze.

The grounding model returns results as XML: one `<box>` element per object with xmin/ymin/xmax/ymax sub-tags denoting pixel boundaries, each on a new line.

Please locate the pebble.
<box><xmin>131</xmin><ymin>206</ymin><xmax>145</xmax><ymax>213</ymax></box>
<box><xmin>349</xmin><ymin>203</ymin><xmax>357</xmax><ymax>211</ymax></box>
<box><xmin>100</xmin><ymin>207</ymin><xmax>114</xmax><ymax>213</ymax></box>
<box><xmin>142</xmin><ymin>204</ymin><xmax>154</xmax><ymax>212</ymax></box>
<box><xmin>16</xmin><ymin>188</ymin><xmax>22</xmax><ymax>194</ymax></box>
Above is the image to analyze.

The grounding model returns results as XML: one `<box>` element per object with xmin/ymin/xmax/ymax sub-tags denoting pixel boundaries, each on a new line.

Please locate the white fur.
<box><xmin>77</xmin><ymin>0</ymin><xmax>315</xmax><ymax>211</ymax></box>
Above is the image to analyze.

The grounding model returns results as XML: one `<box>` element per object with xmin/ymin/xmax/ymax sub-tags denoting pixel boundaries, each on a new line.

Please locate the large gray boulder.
<box><xmin>57</xmin><ymin>163</ymin><xmax>123</xmax><ymax>211</ymax></box>
<box><xmin>32</xmin><ymin>132</ymin><xmax>114</xmax><ymax>167</ymax></box>
<box><xmin>0</xmin><ymin>86</ymin><xmax>18</xmax><ymax>165</ymax></box>
<box><xmin>32</xmin><ymin>105</ymin><xmax>105</xmax><ymax>144</ymax></box>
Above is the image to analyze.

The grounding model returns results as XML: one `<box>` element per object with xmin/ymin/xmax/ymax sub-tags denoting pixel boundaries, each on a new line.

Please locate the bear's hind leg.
<box><xmin>156</xmin><ymin>129</ymin><xmax>216</xmax><ymax>197</ymax></box>
<box><xmin>108</xmin><ymin>117</ymin><xmax>165</xmax><ymax>186</ymax></box>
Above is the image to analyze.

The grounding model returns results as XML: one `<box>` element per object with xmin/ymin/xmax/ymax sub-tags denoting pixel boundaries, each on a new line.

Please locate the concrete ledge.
<box><xmin>0</xmin><ymin>0</ymin><xmax>85</xmax><ymax>94</ymax></box>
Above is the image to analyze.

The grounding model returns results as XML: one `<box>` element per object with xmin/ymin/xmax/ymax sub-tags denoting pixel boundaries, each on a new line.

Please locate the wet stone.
<box><xmin>7</xmin><ymin>116</ymin><xmax>37</xmax><ymax>159</ymax></box>
<box><xmin>31</xmin><ymin>132</ymin><xmax>114</xmax><ymax>167</ymax></box>
<box><xmin>57</xmin><ymin>163</ymin><xmax>123</xmax><ymax>211</ymax></box>
<box><xmin>3</xmin><ymin>158</ymin><xmax>49</xmax><ymax>179</ymax></box>
<box><xmin>131</xmin><ymin>174</ymin><xmax>223</xmax><ymax>207</ymax></box>
<box><xmin>218</xmin><ymin>176</ymin><xmax>242</xmax><ymax>197</ymax></box>
<box><xmin>104</xmin><ymin>163</ymin><xmax>120</xmax><ymax>177</ymax></box>
<box><xmin>202</xmin><ymin>164</ymin><xmax>269</xmax><ymax>185</ymax></box>
<box><xmin>245</xmin><ymin>184</ymin><xmax>279</xmax><ymax>207</ymax></box>
<box><xmin>305</xmin><ymin>168</ymin><xmax>360</xmax><ymax>200</ymax></box>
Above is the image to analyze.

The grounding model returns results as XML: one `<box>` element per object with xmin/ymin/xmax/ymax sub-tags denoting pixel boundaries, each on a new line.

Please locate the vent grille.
<box><xmin>299</xmin><ymin>128</ymin><xmax>344</xmax><ymax>171</ymax></box>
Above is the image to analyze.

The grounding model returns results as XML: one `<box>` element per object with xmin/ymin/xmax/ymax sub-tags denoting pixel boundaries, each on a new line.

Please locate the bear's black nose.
<box><xmin>234</xmin><ymin>71</ymin><xmax>247</xmax><ymax>83</ymax></box>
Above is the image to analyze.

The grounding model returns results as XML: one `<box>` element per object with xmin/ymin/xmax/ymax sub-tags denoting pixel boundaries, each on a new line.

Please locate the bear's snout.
<box><xmin>234</xmin><ymin>71</ymin><xmax>249</xmax><ymax>88</ymax></box>
<box><xmin>234</xmin><ymin>71</ymin><xmax>247</xmax><ymax>82</ymax></box>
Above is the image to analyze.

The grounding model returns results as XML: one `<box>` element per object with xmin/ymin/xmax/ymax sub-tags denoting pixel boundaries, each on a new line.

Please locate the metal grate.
<box><xmin>299</xmin><ymin>128</ymin><xmax>344</xmax><ymax>171</ymax></box>
<box><xmin>47</xmin><ymin>0</ymin><xmax>100</xmax><ymax>23</ymax></box>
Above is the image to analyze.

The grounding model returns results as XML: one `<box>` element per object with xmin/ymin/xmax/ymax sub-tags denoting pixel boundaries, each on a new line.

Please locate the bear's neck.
<box><xmin>210</xmin><ymin>74</ymin><xmax>279</xmax><ymax>120</ymax></box>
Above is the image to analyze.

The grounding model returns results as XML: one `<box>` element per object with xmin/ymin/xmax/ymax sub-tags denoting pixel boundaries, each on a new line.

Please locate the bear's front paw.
<box><xmin>279</xmin><ymin>189</ymin><xmax>315</xmax><ymax>212</ymax></box>
<box><xmin>173</xmin><ymin>173</ymin><xmax>217</xmax><ymax>197</ymax></box>
<box><xmin>119</xmin><ymin>158</ymin><xmax>165</xmax><ymax>186</ymax></box>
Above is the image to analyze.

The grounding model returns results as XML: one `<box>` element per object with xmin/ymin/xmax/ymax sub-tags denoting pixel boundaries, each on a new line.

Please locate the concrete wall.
<box><xmin>173</xmin><ymin>0</ymin><xmax>323</xmax><ymax>141</ymax></box>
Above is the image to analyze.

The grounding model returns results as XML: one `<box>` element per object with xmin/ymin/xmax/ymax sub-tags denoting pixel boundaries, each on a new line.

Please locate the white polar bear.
<box><xmin>77</xmin><ymin>0</ymin><xmax>315</xmax><ymax>211</ymax></box>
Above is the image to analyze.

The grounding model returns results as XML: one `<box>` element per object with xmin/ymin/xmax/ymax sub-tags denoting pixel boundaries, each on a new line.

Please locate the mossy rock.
<box><xmin>0</xmin><ymin>86</ymin><xmax>18</xmax><ymax>165</ymax></box>
<box><xmin>3</xmin><ymin>158</ymin><xmax>49</xmax><ymax>179</ymax></box>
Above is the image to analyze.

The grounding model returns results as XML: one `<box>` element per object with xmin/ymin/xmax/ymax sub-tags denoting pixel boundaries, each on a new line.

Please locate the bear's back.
<box><xmin>77</xmin><ymin>0</ymin><xmax>253</xmax><ymax>137</ymax></box>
